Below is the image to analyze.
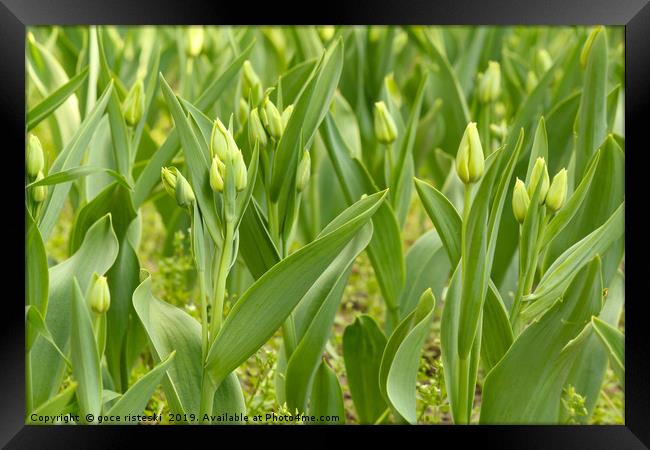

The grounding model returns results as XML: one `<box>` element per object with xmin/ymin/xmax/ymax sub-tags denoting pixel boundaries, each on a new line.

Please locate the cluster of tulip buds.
<box><xmin>512</xmin><ymin>157</ymin><xmax>567</xmax><ymax>224</ymax></box>
<box><xmin>26</xmin><ymin>134</ymin><xmax>47</xmax><ymax>203</ymax></box>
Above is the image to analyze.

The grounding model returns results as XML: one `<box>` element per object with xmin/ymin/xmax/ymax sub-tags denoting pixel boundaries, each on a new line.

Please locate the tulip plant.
<box><xmin>25</xmin><ymin>25</ymin><xmax>624</xmax><ymax>424</ymax></box>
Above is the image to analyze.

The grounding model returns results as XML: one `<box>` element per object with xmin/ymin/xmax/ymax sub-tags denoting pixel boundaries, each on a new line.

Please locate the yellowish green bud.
<box><xmin>26</xmin><ymin>134</ymin><xmax>45</xmax><ymax>178</ymax></box>
<box><xmin>260</xmin><ymin>97</ymin><xmax>284</xmax><ymax>140</ymax></box>
<box><xmin>318</xmin><ymin>26</ymin><xmax>335</xmax><ymax>42</ymax></box>
<box><xmin>233</xmin><ymin>152</ymin><xmax>248</xmax><ymax>192</ymax></box>
<box><xmin>248</xmin><ymin>108</ymin><xmax>268</xmax><ymax>147</ymax></box>
<box><xmin>281</xmin><ymin>104</ymin><xmax>294</xmax><ymax>129</ymax></box>
<box><xmin>478</xmin><ymin>61</ymin><xmax>502</xmax><ymax>103</ymax></box>
<box><xmin>455</xmin><ymin>122</ymin><xmax>484</xmax><ymax>184</ymax></box>
<box><xmin>535</xmin><ymin>49</ymin><xmax>552</xmax><ymax>75</ymax></box>
<box><xmin>210</xmin><ymin>118</ymin><xmax>238</xmax><ymax>160</ymax></box>
<box><xmin>89</xmin><ymin>274</ymin><xmax>111</xmax><ymax>314</ymax></box>
<box><xmin>528</xmin><ymin>157</ymin><xmax>550</xmax><ymax>203</ymax></box>
<box><xmin>296</xmin><ymin>150</ymin><xmax>311</xmax><ymax>193</ymax></box>
<box><xmin>512</xmin><ymin>178</ymin><xmax>530</xmax><ymax>224</ymax></box>
<box><xmin>373</xmin><ymin>101</ymin><xmax>398</xmax><ymax>144</ymax></box>
<box><xmin>210</xmin><ymin>156</ymin><xmax>225</xmax><ymax>192</ymax></box>
<box><xmin>175</xmin><ymin>171</ymin><xmax>195</xmax><ymax>208</ymax></box>
<box><xmin>545</xmin><ymin>168</ymin><xmax>567</xmax><ymax>212</ymax></box>
<box><xmin>186</xmin><ymin>26</ymin><xmax>204</xmax><ymax>57</ymax></box>
<box><xmin>242</xmin><ymin>60</ymin><xmax>263</xmax><ymax>104</ymax></box>
<box><xmin>161</xmin><ymin>166</ymin><xmax>178</xmax><ymax>198</ymax></box>
<box><xmin>122</xmin><ymin>79</ymin><xmax>145</xmax><ymax>127</ymax></box>
<box><xmin>31</xmin><ymin>171</ymin><xmax>47</xmax><ymax>203</ymax></box>
<box><xmin>526</xmin><ymin>71</ymin><xmax>538</xmax><ymax>94</ymax></box>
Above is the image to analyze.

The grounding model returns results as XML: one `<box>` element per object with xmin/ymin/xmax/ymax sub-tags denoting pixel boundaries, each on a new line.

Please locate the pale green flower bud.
<box><xmin>526</xmin><ymin>71</ymin><xmax>538</xmax><ymax>94</ymax></box>
<box><xmin>318</xmin><ymin>26</ymin><xmax>335</xmax><ymax>42</ymax></box>
<box><xmin>478</xmin><ymin>61</ymin><xmax>501</xmax><ymax>103</ymax></box>
<box><xmin>281</xmin><ymin>104</ymin><xmax>294</xmax><ymax>129</ymax></box>
<box><xmin>210</xmin><ymin>118</ymin><xmax>238</xmax><ymax>160</ymax></box>
<box><xmin>186</xmin><ymin>26</ymin><xmax>204</xmax><ymax>57</ymax></box>
<box><xmin>238</xmin><ymin>98</ymin><xmax>250</xmax><ymax>126</ymax></box>
<box><xmin>528</xmin><ymin>157</ymin><xmax>550</xmax><ymax>203</ymax></box>
<box><xmin>175</xmin><ymin>171</ymin><xmax>195</xmax><ymax>208</ymax></box>
<box><xmin>122</xmin><ymin>78</ymin><xmax>145</xmax><ymax>127</ymax></box>
<box><xmin>242</xmin><ymin>61</ymin><xmax>263</xmax><ymax>104</ymax></box>
<box><xmin>455</xmin><ymin>122</ymin><xmax>484</xmax><ymax>184</ymax></box>
<box><xmin>512</xmin><ymin>178</ymin><xmax>530</xmax><ymax>224</ymax></box>
<box><xmin>210</xmin><ymin>155</ymin><xmax>225</xmax><ymax>192</ymax></box>
<box><xmin>31</xmin><ymin>171</ymin><xmax>47</xmax><ymax>203</ymax></box>
<box><xmin>233</xmin><ymin>152</ymin><xmax>248</xmax><ymax>192</ymax></box>
<box><xmin>260</xmin><ymin>97</ymin><xmax>284</xmax><ymax>140</ymax></box>
<box><xmin>248</xmin><ymin>108</ymin><xmax>268</xmax><ymax>147</ymax></box>
<box><xmin>535</xmin><ymin>49</ymin><xmax>552</xmax><ymax>76</ymax></box>
<box><xmin>161</xmin><ymin>166</ymin><xmax>178</xmax><ymax>198</ymax></box>
<box><xmin>296</xmin><ymin>150</ymin><xmax>311</xmax><ymax>193</ymax></box>
<box><xmin>26</xmin><ymin>134</ymin><xmax>45</xmax><ymax>178</ymax></box>
<box><xmin>373</xmin><ymin>101</ymin><xmax>398</xmax><ymax>144</ymax></box>
<box><xmin>89</xmin><ymin>274</ymin><xmax>110</xmax><ymax>314</ymax></box>
<box><xmin>545</xmin><ymin>168</ymin><xmax>567</xmax><ymax>212</ymax></box>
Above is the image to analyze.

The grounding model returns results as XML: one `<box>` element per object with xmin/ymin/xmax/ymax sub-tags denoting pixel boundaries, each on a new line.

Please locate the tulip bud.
<box><xmin>175</xmin><ymin>171</ymin><xmax>195</xmax><ymax>208</ymax></box>
<box><xmin>210</xmin><ymin>156</ymin><xmax>225</xmax><ymax>192</ymax></box>
<box><xmin>528</xmin><ymin>157</ymin><xmax>550</xmax><ymax>203</ymax></box>
<box><xmin>512</xmin><ymin>178</ymin><xmax>530</xmax><ymax>224</ymax></box>
<box><xmin>535</xmin><ymin>49</ymin><xmax>552</xmax><ymax>76</ymax></box>
<box><xmin>26</xmin><ymin>134</ymin><xmax>45</xmax><ymax>178</ymax></box>
<box><xmin>526</xmin><ymin>71</ymin><xmax>538</xmax><ymax>94</ymax></box>
<box><xmin>233</xmin><ymin>152</ymin><xmax>248</xmax><ymax>192</ymax></box>
<box><xmin>186</xmin><ymin>26</ymin><xmax>204</xmax><ymax>57</ymax></box>
<box><xmin>478</xmin><ymin>61</ymin><xmax>501</xmax><ymax>103</ymax></box>
<box><xmin>122</xmin><ymin>78</ymin><xmax>145</xmax><ymax>127</ymax></box>
<box><xmin>455</xmin><ymin>122</ymin><xmax>484</xmax><ymax>184</ymax></box>
<box><xmin>89</xmin><ymin>274</ymin><xmax>111</xmax><ymax>314</ymax></box>
<box><xmin>248</xmin><ymin>108</ymin><xmax>268</xmax><ymax>147</ymax></box>
<box><xmin>374</xmin><ymin>101</ymin><xmax>398</xmax><ymax>144</ymax></box>
<box><xmin>260</xmin><ymin>97</ymin><xmax>284</xmax><ymax>140</ymax></box>
<box><xmin>161</xmin><ymin>166</ymin><xmax>178</xmax><ymax>198</ymax></box>
<box><xmin>545</xmin><ymin>168</ymin><xmax>567</xmax><ymax>212</ymax></box>
<box><xmin>296</xmin><ymin>150</ymin><xmax>311</xmax><ymax>193</ymax></box>
<box><xmin>31</xmin><ymin>171</ymin><xmax>47</xmax><ymax>203</ymax></box>
<box><xmin>281</xmin><ymin>104</ymin><xmax>294</xmax><ymax>129</ymax></box>
<box><xmin>210</xmin><ymin>118</ymin><xmax>238</xmax><ymax>160</ymax></box>
<box><xmin>238</xmin><ymin>98</ymin><xmax>250</xmax><ymax>126</ymax></box>
<box><xmin>242</xmin><ymin>61</ymin><xmax>263</xmax><ymax>104</ymax></box>
<box><xmin>318</xmin><ymin>26</ymin><xmax>335</xmax><ymax>42</ymax></box>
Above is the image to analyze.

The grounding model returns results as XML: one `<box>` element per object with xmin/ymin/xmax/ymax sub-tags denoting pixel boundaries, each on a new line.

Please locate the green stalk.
<box><xmin>199</xmin><ymin>371</ymin><xmax>215</xmax><ymax>423</ymax></box>
<box><xmin>26</xmin><ymin>352</ymin><xmax>33</xmax><ymax>416</ymax></box>
<box><xmin>456</xmin><ymin>183</ymin><xmax>472</xmax><ymax>424</ymax></box>
<box><xmin>211</xmin><ymin>220</ymin><xmax>234</xmax><ymax>339</ymax></box>
<box><xmin>198</xmin><ymin>270</ymin><xmax>208</xmax><ymax>359</ymax></box>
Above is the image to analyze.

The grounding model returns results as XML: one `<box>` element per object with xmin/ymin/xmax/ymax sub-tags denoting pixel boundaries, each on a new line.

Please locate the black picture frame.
<box><xmin>2</xmin><ymin>0</ymin><xmax>648</xmax><ymax>447</ymax></box>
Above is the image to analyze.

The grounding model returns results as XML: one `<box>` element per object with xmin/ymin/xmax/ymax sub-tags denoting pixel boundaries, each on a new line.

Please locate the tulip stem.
<box><xmin>211</xmin><ymin>220</ymin><xmax>234</xmax><ymax>340</ymax></box>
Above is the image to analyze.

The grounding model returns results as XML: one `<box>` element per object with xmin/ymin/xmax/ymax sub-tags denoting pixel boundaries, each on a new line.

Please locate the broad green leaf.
<box><xmin>70</xmin><ymin>278</ymin><xmax>102</xmax><ymax>423</ymax></box>
<box><xmin>105</xmin><ymin>351</ymin><xmax>176</xmax><ymax>421</ymax></box>
<box><xmin>26</xmin><ymin>166</ymin><xmax>131</xmax><ymax>191</ymax></box>
<box><xmin>543</xmin><ymin>135</ymin><xmax>624</xmax><ymax>281</ymax></box>
<box><xmin>27</xmin><ymin>66</ymin><xmax>88</xmax><ymax>131</ymax></box>
<box><xmin>205</xmin><ymin>191</ymin><xmax>386</xmax><ymax>387</ymax></box>
<box><xmin>523</xmin><ymin>202</ymin><xmax>624</xmax><ymax>320</ymax></box>
<box><xmin>322</xmin><ymin>113</ymin><xmax>404</xmax><ymax>317</ymax></box>
<box><xmin>270</xmin><ymin>38</ymin><xmax>343</xmax><ymax>203</ymax></box>
<box><xmin>398</xmin><ymin>230</ymin><xmax>450</xmax><ymax>318</ymax></box>
<box><xmin>27</xmin><ymin>33</ymin><xmax>81</xmax><ymax>147</ymax></box>
<box><xmin>343</xmin><ymin>315</ymin><xmax>388</xmax><ymax>424</ymax></box>
<box><xmin>26</xmin><ymin>210</ymin><xmax>48</xmax><ymax>313</ymax></box>
<box><xmin>480</xmin><ymin>257</ymin><xmax>603</xmax><ymax>423</ymax></box>
<box><xmin>592</xmin><ymin>316</ymin><xmax>624</xmax><ymax>386</ymax></box>
<box><xmin>284</xmin><ymin>225</ymin><xmax>373</xmax><ymax>413</ymax></box>
<box><xmin>574</xmin><ymin>27</ymin><xmax>607</xmax><ymax>181</ymax></box>
<box><xmin>238</xmin><ymin>200</ymin><xmax>281</xmax><ymax>279</ymax></box>
<box><xmin>309</xmin><ymin>361</ymin><xmax>345</xmax><ymax>424</ymax></box>
<box><xmin>546</xmin><ymin>91</ymin><xmax>581</xmax><ymax>174</ymax></box>
<box><xmin>25</xmin><ymin>305</ymin><xmax>69</xmax><ymax>365</ymax></box>
<box><xmin>481</xmin><ymin>285</ymin><xmax>513</xmax><ymax>371</ymax></box>
<box><xmin>380</xmin><ymin>289</ymin><xmax>435</xmax><ymax>424</ymax></box>
<box><xmin>27</xmin><ymin>382</ymin><xmax>77</xmax><ymax>423</ymax></box>
<box><xmin>30</xmin><ymin>214</ymin><xmax>119</xmax><ymax>408</ymax></box>
<box><xmin>38</xmin><ymin>81</ymin><xmax>113</xmax><ymax>239</ymax></box>
<box><xmin>132</xmin><ymin>273</ymin><xmax>245</xmax><ymax>418</ymax></box>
